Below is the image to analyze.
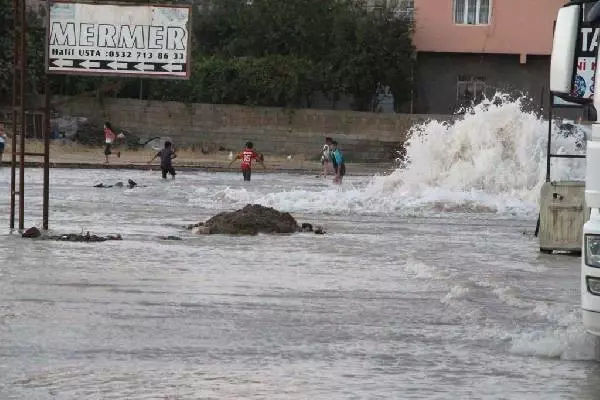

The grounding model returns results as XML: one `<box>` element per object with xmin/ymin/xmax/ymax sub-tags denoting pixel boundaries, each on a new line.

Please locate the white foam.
<box><xmin>493</xmin><ymin>286</ymin><xmax>529</xmax><ymax>308</ymax></box>
<box><xmin>486</xmin><ymin>282</ymin><xmax>593</xmax><ymax>360</ymax></box>
<box><xmin>402</xmin><ymin>260</ymin><xmax>439</xmax><ymax>279</ymax></box>
<box><xmin>532</xmin><ymin>302</ymin><xmax>580</xmax><ymax>327</ymax></box>
<box><xmin>441</xmin><ymin>284</ymin><xmax>470</xmax><ymax>304</ymax></box>
<box><xmin>365</xmin><ymin>93</ymin><xmax>584</xmax><ymax>214</ymax></box>
<box><xmin>191</xmin><ymin>93</ymin><xmax>585</xmax><ymax>217</ymax></box>
<box><xmin>509</xmin><ymin>324</ymin><xmax>597</xmax><ymax>361</ymax></box>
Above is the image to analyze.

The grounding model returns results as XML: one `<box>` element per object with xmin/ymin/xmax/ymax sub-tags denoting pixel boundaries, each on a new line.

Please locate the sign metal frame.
<box><xmin>44</xmin><ymin>0</ymin><xmax>193</xmax><ymax>80</ymax></box>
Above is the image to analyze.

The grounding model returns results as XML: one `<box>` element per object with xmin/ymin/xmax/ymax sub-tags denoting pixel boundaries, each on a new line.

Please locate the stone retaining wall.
<box><xmin>53</xmin><ymin>97</ymin><xmax>453</xmax><ymax>162</ymax></box>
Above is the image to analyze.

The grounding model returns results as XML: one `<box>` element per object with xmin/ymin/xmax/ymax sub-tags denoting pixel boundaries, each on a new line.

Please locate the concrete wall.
<box><xmin>414</xmin><ymin>53</ymin><xmax>585</xmax><ymax>121</ymax></box>
<box><xmin>53</xmin><ymin>97</ymin><xmax>452</xmax><ymax>162</ymax></box>
<box><xmin>414</xmin><ymin>53</ymin><xmax>551</xmax><ymax>114</ymax></box>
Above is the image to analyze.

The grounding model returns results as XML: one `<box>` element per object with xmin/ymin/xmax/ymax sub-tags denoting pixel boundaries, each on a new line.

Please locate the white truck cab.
<box><xmin>551</xmin><ymin>1</ymin><xmax>600</xmax><ymax>335</ymax></box>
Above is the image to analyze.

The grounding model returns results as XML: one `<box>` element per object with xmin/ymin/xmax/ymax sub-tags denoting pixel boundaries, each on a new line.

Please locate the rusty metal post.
<box><xmin>43</xmin><ymin>79</ymin><xmax>50</xmax><ymax>230</ymax></box>
<box><xmin>18</xmin><ymin>0</ymin><xmax>26</xmax><ymax>231</ymax></box>
<box><xmin>10</xmin><ymin>0</ymin><xmax>51</xmax><ymax>230</ymax></box>
<box><xmin>9</xmin><ymin>0</ymin><xmax>20</xmax><ymax>230</ymax></box>
<box><xmin>10</xmin><ymin>0</ymin><xmax>26</xmax><ymax>230</ymax></box>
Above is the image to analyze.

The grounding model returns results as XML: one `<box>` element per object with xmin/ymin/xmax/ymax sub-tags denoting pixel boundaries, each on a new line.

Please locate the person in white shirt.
<box><xmin>320</xmin><ymin>136</ymin><xmax>333</xmax><ymax>177</ymax></box>
<box><xmin>103</xmin><ymin>122</ymin><xmax>125</xmax><ymax>164</ymax></box>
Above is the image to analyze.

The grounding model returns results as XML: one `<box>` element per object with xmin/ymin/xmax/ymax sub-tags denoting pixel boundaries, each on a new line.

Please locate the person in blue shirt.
<box><xmin>331</xmin><ymin>140</ymin><xmax>345</xmax><ymax>184</ymax></box>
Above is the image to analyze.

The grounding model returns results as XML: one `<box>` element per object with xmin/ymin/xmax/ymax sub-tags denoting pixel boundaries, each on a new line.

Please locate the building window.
<box><xmin>396</xmin><ymin>0</ymin><xmax>414</xmax><ymax>21</ymax></box>
<box><xmin>454</xmin><ymin>0</ymin><xmax>491</xmax><ymax>25</ymax></box>
<box><xmin>456</xmin><ymin>75</ymin><xmax>486</xmax><ymax>107</ymax></box>
<box><xmin>367</xmin><ymin>0</ymin><xmax>414</xmax><ymax>20</ymax></box>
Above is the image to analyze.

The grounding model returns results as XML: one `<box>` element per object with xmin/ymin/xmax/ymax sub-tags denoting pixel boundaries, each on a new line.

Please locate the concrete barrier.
<box><xmin>538</xmin><ymin>180</ymin><xmax>590</xmax><ymax>253</ymax></box>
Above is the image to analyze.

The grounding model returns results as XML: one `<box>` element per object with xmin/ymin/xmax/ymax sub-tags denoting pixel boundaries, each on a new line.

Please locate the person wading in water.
<box><xmin>228</xmin><ymin>141</ymin><xmax>265</xmax><ymax>181</ymax></box>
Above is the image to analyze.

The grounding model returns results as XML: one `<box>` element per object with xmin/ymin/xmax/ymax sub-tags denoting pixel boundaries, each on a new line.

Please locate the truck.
<box><xmin>550</xmin><ymin>0</ymin><xmax>600</xmax><ymax>336</ymax></box>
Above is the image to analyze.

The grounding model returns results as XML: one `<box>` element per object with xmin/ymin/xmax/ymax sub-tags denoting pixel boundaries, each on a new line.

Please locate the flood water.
<box><xmin>0</xmin><ymin>96</ymin><xmax>598</xmax><ymax>399</ymax></box>
<box><xmin>0</xmin><ymin>165</ymin><xmax>597</xmax><ymax>400</ymax></box>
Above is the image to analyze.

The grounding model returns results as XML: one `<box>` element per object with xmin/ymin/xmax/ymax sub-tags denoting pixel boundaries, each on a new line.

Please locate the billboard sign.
<box><xmin>46</xmin><ymin>1</ymin><xmax>191</xmax><ymax>79</ymax></box>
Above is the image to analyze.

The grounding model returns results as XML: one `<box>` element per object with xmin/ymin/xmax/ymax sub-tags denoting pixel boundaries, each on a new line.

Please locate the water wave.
<box><xmin>197</xmin><ymin>93</ymin><xmax>585</xmax><ymax>217</ymax></box>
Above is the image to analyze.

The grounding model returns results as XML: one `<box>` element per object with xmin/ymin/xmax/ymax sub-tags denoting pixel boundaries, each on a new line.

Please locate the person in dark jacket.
<box><xmin>148</xmin><ymin>141</ymin><xmax>177</xmax><ymax>180</ymax></box>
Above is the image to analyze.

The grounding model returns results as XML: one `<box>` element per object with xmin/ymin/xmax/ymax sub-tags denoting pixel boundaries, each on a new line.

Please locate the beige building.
<box><xmin>411</xmin><ymin>0</ymin><xmax>569</xmax><ymax>113</ymax></box>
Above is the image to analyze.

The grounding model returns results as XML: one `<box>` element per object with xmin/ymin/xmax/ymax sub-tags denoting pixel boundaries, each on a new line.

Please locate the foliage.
<box><xmin>149</xmin><ymin>55</ymin><xmax>322</xmax><ymax>107</ymax></box>
<box><xmin>0</xmin><ymin>0</ymin><xmax>12</xmax><ymax>99</ymax></box>
<box><xmin>0</xmin><ymin>0</ymin><xmax>415</xmax><ymax>111</ymax></box>
<box><xmin>186</xmin><ymin>0</ymin><xmax>415</xmax><ymax>111</ymax></box>
<box><xmin>26</xmin><ymin>10</ymin><xmax>48</xmax><ymax>95</ymax></box>
<box><xmin>0</xmin><ymin>0</ymin><xmax>48</xmax><ymax>102</ymax></box>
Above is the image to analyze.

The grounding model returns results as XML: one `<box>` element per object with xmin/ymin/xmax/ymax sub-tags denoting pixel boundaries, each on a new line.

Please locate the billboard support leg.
<box><xmin>43</xmin><ymin>78</ymin><xmax>50</xmax><ymax>230</ymax></box>
<box><xmin>10</xmin><ymin>0</ymin><xmax>26</xmax><ymax>231</ymax></box>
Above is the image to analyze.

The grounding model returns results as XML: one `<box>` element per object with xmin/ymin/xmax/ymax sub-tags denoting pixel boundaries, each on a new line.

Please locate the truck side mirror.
<box><xmin>588</xmin><ymin>1</ymin><xmax>600</xmax><ymax>23</ymax></box>
<box><xmin>550</xmin><ymin>4</ymin><xmax>581</xmax><ymax>94</ymax></box>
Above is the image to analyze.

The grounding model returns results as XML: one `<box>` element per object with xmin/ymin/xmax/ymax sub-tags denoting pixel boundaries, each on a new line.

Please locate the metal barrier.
<box><xmin>535</xmin><ymin>90</ymin><xmax>588</xmax><ymax>242</ymax></box>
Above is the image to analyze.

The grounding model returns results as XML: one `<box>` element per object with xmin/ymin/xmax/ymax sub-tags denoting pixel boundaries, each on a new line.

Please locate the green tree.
<box><xmin>371</xmin><ymin>8</ymin><xmax>415</xmax><ymax>111</ymax></box>
<box><xmin>0</xmin><ymin>1</ymin><xmax>61</xmax><ymax>102</ymax></box>
<box><xmin>186</xmin><ymin>0</ymin><xmax>414</xmax><ymax>111</ymax></box>
<box><xmin>0</xmin><ymin>0</ymin><xmax>12</xmax><ymax>102</ymax></box>
<box><xmin>0</xmin><ymin>0</ymin><xmax>46</xmax><ymax>102</ymax></box>
<box><xmin>325</xmin><ymin>3</ymin><xmax>415</xmax><ymax>111</ymax></box>
<box><xmin>0</xmin><ymin>0</ymin><xmax>415</xmax><ymax>111</ymax></box>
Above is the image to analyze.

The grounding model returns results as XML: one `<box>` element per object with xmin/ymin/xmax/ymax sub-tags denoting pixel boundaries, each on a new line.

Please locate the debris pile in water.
<box><xmin>21</xmin><ymin>227</ymin><xmax>122</xmax><ymax>242</ymax></box>
<box><xmin>186</xmin><ymin>204</ymin><xmax>326</xmax><ymax>235</ymax></box>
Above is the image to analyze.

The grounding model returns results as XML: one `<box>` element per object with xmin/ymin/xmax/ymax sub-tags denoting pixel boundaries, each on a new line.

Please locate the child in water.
<box><xmin>331</xmin><ymin>140</ymin><xmax>345</xmax><ymax>184</ymax></box>
<box><xmin>147</xmin><ymin>141</ymin><xmax>177</xmax><ymax>180</ymax></box>
<box><xmin>228</xmin><ymin>141</ymin><xmax>265</xmax><ymax>181</ymax></box>
<box><xmin>320</xmin><ymin>137</ymin><xmax>333</xmax><ymax>178</ymax></box>
<box><xmin>103</xmin><ymin>122</ymin><xmax>121</xmax><ymax>164</ymax></box>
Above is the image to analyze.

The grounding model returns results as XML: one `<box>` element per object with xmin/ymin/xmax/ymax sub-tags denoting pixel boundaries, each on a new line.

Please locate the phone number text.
<box><xmin>104</xmin><ymin>51</ymin><xmax>185</xmax><ymax>61</ymax></box>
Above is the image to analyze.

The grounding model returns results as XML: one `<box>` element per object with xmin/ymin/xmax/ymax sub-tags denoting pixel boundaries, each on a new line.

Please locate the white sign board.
<box><xmin>47</xmin><ymin>1</ymin><xmax>191</xmax><ymax>78</ymax></box>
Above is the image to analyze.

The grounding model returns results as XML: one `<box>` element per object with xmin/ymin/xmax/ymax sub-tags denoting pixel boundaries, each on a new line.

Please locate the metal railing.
<box><xmin>545</xmin><ymin>90</ymin><xmax>587</xmax><ymax>183</ymax></box>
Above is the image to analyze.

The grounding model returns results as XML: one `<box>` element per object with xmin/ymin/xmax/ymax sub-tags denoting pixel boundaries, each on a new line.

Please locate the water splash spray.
<box><xmin>203</xmin><ymin>93</ymin><xmax>586</xmax><ymax>216</ymax></box>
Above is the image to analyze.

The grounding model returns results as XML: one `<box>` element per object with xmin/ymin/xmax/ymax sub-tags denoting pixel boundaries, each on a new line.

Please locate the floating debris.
<box><xmin>159</xmin><ymin>236</ymin><xmax>182</xmax><ymax>241</ymax></box>
<box><xmin>21</xmin><ymin>227</ymin><xmax>122</xmax><ymax>242</ymax></box>
<box><xmin>49</xmin><ymin>233</ymin><xmax>122</xmax><ymax>242</ymax></box>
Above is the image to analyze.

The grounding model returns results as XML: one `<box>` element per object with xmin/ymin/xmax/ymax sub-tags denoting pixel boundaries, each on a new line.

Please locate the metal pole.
<box><xmin>10</xmin><ymin>106</ymin><xmax>17</xmax><ymax>230</ymax></box>
<box><xmin>537</xmin><ymin>86</ymin><xmax>550</xmax><ymax>238</ymax></box>
<box><xmin>18</xmin><ymin>0</ymin><xmax>26</xmax><ymax>231</ymax></box>
<box><xmin>43</xmin><ymin>79</ymin><xmax>50</xmax><ymax>230</ymax></box>
<box><xmin>9</xmin><ymin>0</ymin><xmax>20</xmax><ymax>230</ymax></box>
<box><xmin>546</xmin><ymin>90</ymin><xmax>553</xmax><ymax>182</ymax></box>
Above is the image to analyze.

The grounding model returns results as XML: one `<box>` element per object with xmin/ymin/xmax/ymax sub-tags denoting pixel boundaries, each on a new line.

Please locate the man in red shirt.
<box><xmin>103</xmin><ymin>122</ymin><xmax>121</xmax><ymax>164</ymax></box>
<box><xmin>228</xmin><ymin>141</ymin><xmax>265</xmax><ymax>181</ymax></box>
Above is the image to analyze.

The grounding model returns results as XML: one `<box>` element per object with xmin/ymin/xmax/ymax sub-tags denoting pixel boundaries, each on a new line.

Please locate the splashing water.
<box><xmin>201</xmin><ymin>93</ymin><xmax>586</xmax><ymax>217</ymax></box>
<box><xmin>378</xmin><ymin>94</ymin><xmax>583</xmax><ymax>197</ymax></box>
